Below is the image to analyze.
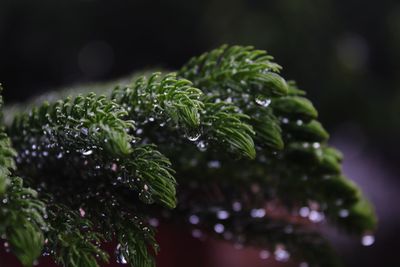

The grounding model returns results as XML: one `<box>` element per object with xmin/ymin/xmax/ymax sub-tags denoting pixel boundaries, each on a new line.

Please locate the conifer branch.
<box><xmin>0</xmin><ymin>45</ymin><xmax>377</xmax><ymax>267</ymax></box>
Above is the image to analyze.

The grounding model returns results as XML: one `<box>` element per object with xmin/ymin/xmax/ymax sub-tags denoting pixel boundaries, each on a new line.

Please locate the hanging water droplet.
<box><xmin>81</xmin><ymin>127</ymin><xmax>89</xmax><ymax>136</ymax></box>
<box><xmin>186</xmin><ymin>131</ymin><xmax>201</xmax><ymax>142</ymax></box>
<box><xmin>214</xmin><ymin>223</ymin><xmax>225</xmax><ymax>234</ymax></box>
<box><xmin>259</xmin><ymin>249</ymin><xmax>270</xmax><ymax>260</ymax></box>
<box><xmin>189</xmin><ymin>214</ymin><xmax>200</xmax><ymax>225</ymax></box>
<box><xmin>282</xmin><ymin>118</ymin><xmax>289</xmax><ymax>124</ymax></box>
<box><xmin>361</xmin><ymin>234</ymin><xmax>375</xmax><ymax>246</ymax></box>
<box><xmin>111</xmin><ymin>163</ymin><xmax>118</xmax><ymax>172</ymax></box>
<box><xmin>217</xmin><ymin>210</ymin><xmax>230</xmax><ymax>220</ymax></box>
<box><xmin>197</xmin><ymin>140</ymin><xmax>207</xmax><ymax>152</ymax></box>
<box><xmin>232</xmin><ymin>201</ymin><xmax>242</xmax><ymax>212</ymax></box>
<box><xmin>115</xmin><ymin>244</ymin><xmax>128</xmax><ymax>264</ymax></box>
<box><xmin>225</xmin><ymin>97</ymin><xmax>233</xmax><ymax>103</ymax></box>
<box><xmin>274</xmin><ymin>246</ymin><xmax>290</xmax><ymax>262</ymax></box>
<box><xmin>79</xmin><ymin>208</ymin><xmax>86</xmax><ymax>217</ymax></box>
<box><xmin>299</xmin><ymin>206</ymin><xmax>310</xmax><ymax>217</ymax></box>
<box><xmin>309</xmin><ymin>210</ymin><xmax>324</xmax><ymax>223</ymax></box>
<box><xmin>207</xmin><ymin>160</ymin><xmax>221</xmax><ymax>169</ymax></box>
<box><xmin>339</xmin><ymin>209</ymin><xmax>349</xmax><ymax>218</ymax></box>
<box><xmin>82</xmin><ymin>150</ymin><xmax>93</xmax><ymax>156</ymax></box>
<box><xmin>250</xmin><ymin>208</ymin><xmax>266</xmax><ymax>218</ymax></box>
<box><xmin>255</xmin><ymin>96</ymin><xmax>272</xmax><ymax>107</ymax></box>
<box><xmin>56</xmin><ymin>152</ymin><xmax>63</xmax><ymax>159</ymax></box>
<box><xmin>312</xmin><ymin>142</ymin><xmax>321</xmax><ymax>149</ymax></box>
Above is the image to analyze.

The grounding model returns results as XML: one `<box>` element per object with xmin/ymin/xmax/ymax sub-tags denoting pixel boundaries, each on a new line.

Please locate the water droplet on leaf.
<box><xmin>214</xmin><ymin>223</ymin><xmax>225</xmax><ymax>234</ymax></box>
<box><xmin>189</xmin><ymin>215</ymin><xmax>200</xmax><ymax>225</ymax></box>
<box><xmin>274</xmin><ymin>246</ymin><xmax>290</xmax><ymax>262</ymax></box>
<box><xmin>361</xmin><ymin>234</ymin><xmax>375</xmax><ymax>246</ymax></box>
<box><xmin>255</xmin><ymin>96</ymin><xmax>271</xmax><ymax>107</ymax></box>
<box><xmin>217</xmin><ymin>210</ymin><xmax>230</xmax><ymax>220</ymax></box>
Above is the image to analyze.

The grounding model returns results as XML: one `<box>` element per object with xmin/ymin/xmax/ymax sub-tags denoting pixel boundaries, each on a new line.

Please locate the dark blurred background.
<box><xmin>0</xmin><ymin>0</ymin><xmax>399</xmax><ymax>266</ymax></box>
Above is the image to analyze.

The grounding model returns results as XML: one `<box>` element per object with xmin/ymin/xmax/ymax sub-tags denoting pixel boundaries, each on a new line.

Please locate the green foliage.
<box><xmin>0</xmin><ymin>45</ymin><xmax>377</xmax><ymax>267</ymax></box>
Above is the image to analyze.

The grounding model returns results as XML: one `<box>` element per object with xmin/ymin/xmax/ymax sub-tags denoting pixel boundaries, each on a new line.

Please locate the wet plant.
<box><xmin>0</xmin><ymin>45</ymin><xmax>377</xmax><ymax>267</ymax></box>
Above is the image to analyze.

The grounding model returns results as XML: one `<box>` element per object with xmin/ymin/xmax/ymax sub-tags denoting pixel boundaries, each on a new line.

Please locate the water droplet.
<box><xmin>197</xmin><ymin>140</ymin><xmax>207</xmax><ymax>152</ymax></box>
<box><xmin>214</xmin><ymin>223</ymin><xmax>225</xmax><ymax>234</ymax></box>
<box><xmin>312</xmin><ymin>142</ymin><xmax>321</xmax><ymax>149</ymax></box>
<box><xmin>309</xmin><ymin>210</ymin><xmax>324</xmax><ymax>223</ymax></box>
<box><xmin>79</xmin><ymin>208</ymin><xmax>86</xmax><ymax>217</ymax></box>
<box><xmin>111</xmin><ymin>163</ymin><xmax>118</xmax><ymax>172</ymax></box>
<box><xmin>361</xmin><ymin>234</ymin><xmax>375</xmax><ymax>246</ymax></box>
<box><xmin>207</xmin><ymin>160</ymin><xmax>221</xmax><ymax>169</ymax></box>
<box><xmin>255</xmin><ymin>96</ymin><xmax>271</xmax><ymax>107</ymax></box>
<box><xmin>217</xmin><ymin>210</ymin><xmax>230</xmax><ymax>220</ymax></box>
<box><xmin>186</xmin><ymin>131</ymin><xmax>201</xmax><ymax>142</ymax></box>
<box><xmin>232</xmin><ymin>201</ymin><xmax>242</xmax><ymax>212</ymax></box>
<box><xmin>259</xmin><ymin>249</ymin><xmax>270</xmax><ymax>260</ymax></box>
<box><xmin>282</xmin><ymin>118</ymin><xmax>289</xmax><ymax>124</ymax></box>
<box><xmin>339</xmin><ymin>209</ymin><xmax>349</xmax><ymax>218</ymax></box>
<box><xmin>274</xmin><ymin>246</ymin><xmax>290</xmax><ymax>262</ymax></box>
<box><xmin>81</xmin><ymin>128</ymin><xmax>89</xmax><ymax>136</ymax></box>
<box><xmin>299</xmin><ymin>207</ymin><xmax>310</xmax><ymax>217</ymax></box>
<box><xmin>115</xmin><ymin>244</ymin><xmax>128</xmax><ymax>264</ymax></box>
<box><xmin>149</xmin><ymin>117</ymin><xmax>155</xmax><ymax>122</ymax></box>
<box><xmin>189</xmin><ymin>215</ymin><xmax>200</xmax><ymax>225</ymax></box>
<box><xmin>82</xmin><ymin>150</ymin><xmax>93</xmax><ymax>156</ymax></box>
<box><xmin>296</xmin><ymin>119</ymin><xmax>303</xmax><ymax>126</ymax></box>
<box><xmin>251</xmin><ymin>208</ymin><xmax>266</xmax><ymax>218</ymax></box>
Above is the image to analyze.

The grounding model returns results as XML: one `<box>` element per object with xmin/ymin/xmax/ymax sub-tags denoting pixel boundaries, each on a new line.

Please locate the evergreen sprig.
<box><xmin>0</xmin><ymin>45</ymin><xmax>377</xmax><ymax>267</ymax></box>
